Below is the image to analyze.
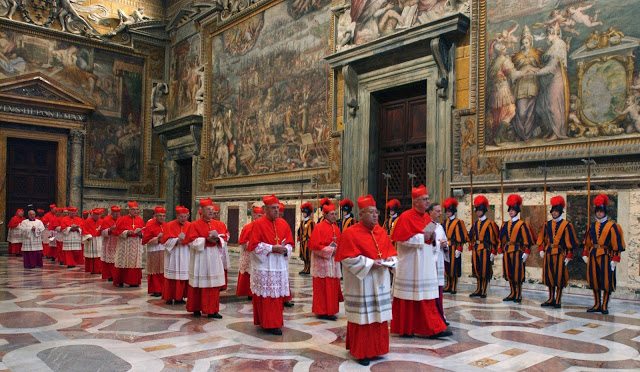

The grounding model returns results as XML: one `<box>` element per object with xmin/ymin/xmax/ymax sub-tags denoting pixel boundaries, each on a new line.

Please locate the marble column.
<box><xmin>69</xmin><ymin>129</ymin><xmax>85</xmax><ymax>208</ymax></box>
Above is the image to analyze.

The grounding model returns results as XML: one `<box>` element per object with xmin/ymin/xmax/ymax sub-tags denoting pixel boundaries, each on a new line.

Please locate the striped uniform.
<box><xmin>537</xmin><ymin>219</ymin><xmax>577</xmax><ymax>288</ymax></box>
<box><xmin>468</xmin><ymin>218</ymin><xmax>499</xmax><ymax>297</ymax></box>
<box><xmin>582</xmin><ymin>219</ymin><xmax>625</xmax><ymax>313</ymax></box>
<box><xmin>339</xmin><ymin>215</ymin><xmax>355</xmax><ymax>232</ymax></box>
<box><xmin>297</xmin><ymin>218</ymin><xmax>315</xmax><ymax>274</ymax></box>
<box><xmin>444</xmin><ymin>216</ymin><xmax>469</xmax><ymax>293</ymax></box>
<box><xmin>499</xmin><ymin>219</ymin><xmax>535</xmax><ymax>301</ymax></box>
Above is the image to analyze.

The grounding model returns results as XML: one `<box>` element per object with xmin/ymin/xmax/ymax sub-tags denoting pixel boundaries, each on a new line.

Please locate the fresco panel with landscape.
<box><xmin>0</xmin><ymin>29</ymin><xmax>145</xmax><ymax>183</ymax></box>
<box><xmin>485</xmin><ymin>0</ymin><xmax>640</xmax><ymax>149</ymax></box>
<box><xmin>208</xmin><ymin>0</ymin><xmax>331</xmax><ymax>179</ymax></box>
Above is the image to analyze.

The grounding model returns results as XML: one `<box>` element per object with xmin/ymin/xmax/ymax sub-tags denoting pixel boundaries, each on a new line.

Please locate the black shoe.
<box><xmin>553</xmin><ymin>303</ymin><xmax>561</xmax><ymax>309</ymax></box>
<box><xmin>151</xmin><ymin>293</ymin><xmax>161</xmax><ymax>297</ymax></box>
<box><xmin>129</xmin><ymin>285</ymin><xmax>140</xmax><ymax>288</ymax></box>
<box><xmin>323</xmin><ymin>315</ymin><xmax>337</xmax><ymax>321</ymax></box>
<box><xmin>503</xmin><ymin>296</ymin><xmax>515</xmax><ymax>302</ymax></box>
<box><xmin>445</xmin><ymin>321</ymin><xmax>450</xmax><ymax>326</ymax></box>
<box><xmin>469</xmin><ymin>292</ymin><xmax>480</xmax><ymax>297</ymax></box>
<box><xmin>480</xmin><ymin>294</ymin><xmax>487</xmax><ymax>298</ymax></box>
<box><xmin>600</xmin><ymin>309</ymin><xmax>609</xmax><ymax>315</ymax></box>
<box><xmin>587</xmin><ymin>306</ymin><xmax>600</xmax><ymax>313</ymax></box>
<box><xmin>117</xmin><ymin>284</ymin><xmax>124</xmax><ymax>288</ymax></box>
<box><xmin>541</xmin><ymin>301</ymin><xmax>554</xmax><ymax>307</ymax></box>
<box><xmin>357</xmin><ymin>358</ymin><xmax>370</xmax><ymax>366</ymax></box>
<box><xmin>107</xmin><ymin>278</ymin><xmax>113</xmax><ymax>282</ymax></box>
<box><xmin>513</xmin><ymin>298</ymin><xmax>522</xmax><ymax>303</ymax></box>
<box><xmin>399</xmin><ymin>334</ymin><xmax>414</xmax><ymax>338</ymax></box>
<box><xmin>284</xmin><ymin>301</ymin><xmax>294</xmax><ymax>308</ymax></box>
<box><xmin>428</xmin><ymin>330</ymin><xmax>453</xmax><ymax>339</ymax></box>
<box><xmin>247</xmin><ymin>296</ymin><xmax>252</xmax><ymax>301</ymax></box>
<box><xmin>208</xmin><ymin>313</ymin><xmax>223</xmax><ymax>319</ymax></box>
<box><xmin>166</xmin><ymin>300</ymin><xmax>174</xmax><ymax>305</ymax></box>
<box><xmin>266</xmin><ymin>328</ymin><xmax>282</xmax><ymax>335</ymax></box>
<box><xmin>67</xmin><ymin>265</ymin><xmax>76</xmax><ymax>268</ymax></box>
<box><xmin>193</xmin><ymin>311</ymin><xmax>201</xmax><ymax>317</ymax></box>
<box><xmin>176</xmin><ymin>299</ymin><xmax>186</xmax><ymax>304</ymax></box>
<box><xmin>450</xmin><ymin>291</ymin><xmax>457</xmax><ymax>295</ymax></box>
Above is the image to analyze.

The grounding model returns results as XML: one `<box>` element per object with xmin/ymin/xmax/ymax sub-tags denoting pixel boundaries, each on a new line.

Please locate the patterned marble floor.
<box><xmin>0</xmin><ymin>253</ymin><xmax>639</xmax><ymax>372</ymax></box>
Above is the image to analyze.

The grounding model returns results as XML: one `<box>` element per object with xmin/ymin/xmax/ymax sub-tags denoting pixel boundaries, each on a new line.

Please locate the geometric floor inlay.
<box><xmin>0</xmin><ymin>252</ymin><xmax>639</xmax><ymax>371</ymax></box>
<box><xmin>37</xmin><ymin>344</ymin><xmax>132</xmax><ymax>372</ymax></box>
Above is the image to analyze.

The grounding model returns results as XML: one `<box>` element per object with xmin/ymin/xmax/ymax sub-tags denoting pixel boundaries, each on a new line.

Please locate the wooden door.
<box><xmin>377</xmin><ymin>91</ymin><xmax>427</xmax><ymax>215</ymax></box>
<box><xmin>176</xmin><ymin>158</ymin><xmax>192</xmax><ymax>210</ymax></box>
<box><xmin>6</xmin><ymin>138</ymin><xmax>57</xmax><ymax>229</ymax></box>
<box><xmin>227</xmin><ymin>207</ymin><xmax>239</xmax><ymax>244</ymax></box>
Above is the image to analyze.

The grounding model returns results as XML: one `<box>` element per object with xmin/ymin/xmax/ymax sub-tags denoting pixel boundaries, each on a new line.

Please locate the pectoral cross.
<box><xmin>371</xmin><ymin>231</ymin><xmax>383</xmax><ymax>258</ymax></box>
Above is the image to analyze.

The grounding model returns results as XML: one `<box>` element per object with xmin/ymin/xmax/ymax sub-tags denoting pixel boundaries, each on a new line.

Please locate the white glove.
<box><xmin>539</xmin><ymin>251</ymin><xmax>544</xmax><ymax>259</ymax></box>
<box><xmin>496</xmin><ymin>253</ymin><xmax>503</xmax><ymax>260</ymax></box>
<box><xmin>455</xmin><ymin>250</ymin><xmax>461</xmax><ymax>259</ymax></box>
<box><xmin>521</xmin><ymin>253</ymin><xmax>528</xmax><ymax>262</ymax></box>
<box><xmin>489</xmin><ymin>253</ymin><xmax>495</xmax><ymax>262</ymax></box>
<box><xmin>610</xmin><ymin>261</ymin><xmax>616</xmax><ymax>271</ymax></box>
<box><xmin>564</xmin><ymin>258</ymin><xmax>570</xmax><ymax>266</ymax></box>
<box><xmin>582</xmin><ymin>256</ymin><xmax>588</xmax><ymax>264</ymax></box>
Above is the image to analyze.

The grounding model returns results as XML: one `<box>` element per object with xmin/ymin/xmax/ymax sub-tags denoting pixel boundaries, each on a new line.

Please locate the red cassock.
<box><xmin>335</xmin><ymin>223</ymin><xmax>397</xmax><ymax>360</ymax></box>
<box><xmin>41</xmin><ymin>211</ymin><xmax>56</xmax><ymax>257</ymax></box>
<box><xmin>99</xmin><ymin>215</ymin><xmax>117</xmax><ymax>280</ymax></box>
<box><xmin>82</xmin><ymin>217</ymin><xmax>103</xmax><ymax>274</ymax></box>
<box><xmin>112</xmin><ymin>215</ymin><xmax>145</xmax><ymax>287</ymax></box>
<box><xmin>160</xmin><ymin>220</ymin><xmax>191</xmax><ymax>301</ymax></box>
<box><xmin>236</xmin><ymin>221</ymin><xmax>255</xmax><ymax>297</ymax></box>
<box><xmin>183</xmin><ymin>219</ymin><xmax>228</xmax><ymax>315</ymax></box>
<box><xmin>248</xmin><ymin>216</ymin><xmax>294</xmax><ymax>329</ymax></box>
<box><xmin>61</xmin><ymin>216</ymin><xmax>85</xmax><ymax>266</ymax></box>
<box><xmin>390</xmin><ymin>208</ymin><xmax>446</xmax><ymax>337</ymax></box>
<box><xmin>142</xmin><ymin>218</ymin><xmax>165</xmax><ymax>295</ymax></box>
<box><xmin>48</xmin><ymin>216</ymin><xmax>64</xmax><ymax>264</ymax></box>
<box><xmin>308</xmin><ymin>219</ymin><xmax>343</xmax><ymax>316</ymax></box>
<box><xmin>7</xmin><ymin>215</ymin><xmax>24</xmax><ymax>255</ymax></box>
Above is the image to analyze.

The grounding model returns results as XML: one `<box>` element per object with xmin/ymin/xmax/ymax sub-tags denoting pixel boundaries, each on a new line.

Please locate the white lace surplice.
<box><xmin>164</xmin><ymin>237</ymin><xmax>190</xmax><ymax>280</ymax></box>
<box><xmin>82</xmin><ymin>234</ymin><xmax>102</xmax><ymax>258</ymax></box>
<box><xmin>393</xmin><ymin>233</ymin><xmax>439</xmax><ymax>301</ymax></box>
<box><xmin>18</xmin><ymin>220</ymin><xmax>45</xmax><ymax>251</ymax></box>
<box><xmin>311</xmin><ymin>245</ymin><xmax>341</xmax><ymax>278</ymax></box>
<box><xmin>250</xmin><ymin>242</ymin><xmax>292</xmax><ymax>298</ymax></box>
<box><xmin>188</xmin><ymin>237</ymin><xmax>225</xmax><ymax>288</ymax></box>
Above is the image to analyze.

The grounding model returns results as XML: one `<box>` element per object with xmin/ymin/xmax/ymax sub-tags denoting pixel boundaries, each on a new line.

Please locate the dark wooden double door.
<box><xmin>376</xmin><ymin>84</ymin><xmax>427</xmax><ymax>214</ymax></box>
<box><xmin>5</xmin><ymin>138</ymin><xmax>57</xmax><ymax>231</ymax></box>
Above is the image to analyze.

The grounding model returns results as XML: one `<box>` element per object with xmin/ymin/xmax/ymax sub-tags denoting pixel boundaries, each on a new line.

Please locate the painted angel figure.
<box><xmin>567</xmin><ymin>3</ymin><xmax>601</xmax><ymax>28</ymax></box>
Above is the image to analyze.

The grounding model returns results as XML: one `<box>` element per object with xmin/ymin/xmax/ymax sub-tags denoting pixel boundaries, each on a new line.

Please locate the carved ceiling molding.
<box><xmin>1</xmin><ymin>3</ymin><xmax>167</xmax><ymax>48</ymax></box>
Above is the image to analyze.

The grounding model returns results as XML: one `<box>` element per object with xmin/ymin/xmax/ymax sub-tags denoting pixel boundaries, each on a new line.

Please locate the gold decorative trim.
<box><xmin>0</xmin><ymin>129</ymin><xmax>67</xmax><ymax>241</ymax></box>
<box><xmin>472</xmin><ymin>0</ymin><xmax>640</xmax><ymax>160</ymax></box>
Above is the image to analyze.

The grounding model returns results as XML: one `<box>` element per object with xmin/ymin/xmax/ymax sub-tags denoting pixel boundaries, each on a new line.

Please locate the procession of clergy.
<box><xmin>6</xmin><ymin>186</ymin><xmax>626</xmax><ymax>366</ymax></box>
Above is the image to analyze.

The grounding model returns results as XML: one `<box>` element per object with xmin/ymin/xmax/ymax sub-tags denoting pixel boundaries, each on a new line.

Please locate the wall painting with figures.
<box><xmin>207</xmin><ymin>0</ymin><xmax>331</xmax><ymax>180</ymax></box>
<box><xmin>168</xmin><ymin>33</ymin><xmax>201</xmax><ymax>120</ymax></box>
<box><xmin>484</xmin><ymin>0</ymin><xmax>640</xmax><ymax>151</ymax></box>
<box><xmin>0</xmin><ymin>28</ymin><xmax>146</xmax><ymax>185</ymax></box>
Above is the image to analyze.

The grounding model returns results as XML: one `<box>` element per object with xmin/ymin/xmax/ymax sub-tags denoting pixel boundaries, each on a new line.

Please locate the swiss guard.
<box><xmin>443</xmin><ymin>197</ymin><xmax>469</xmax><ymax>294</ymax></box>
<box><xmin>537</xmin><ymin>196</ymin><xmax>577</xmax><ymax>308</ymax></box>
<box><xmin>582</xmin><ymin>194</ymin><xmax>625</xmax><ymax>314</ymax></box>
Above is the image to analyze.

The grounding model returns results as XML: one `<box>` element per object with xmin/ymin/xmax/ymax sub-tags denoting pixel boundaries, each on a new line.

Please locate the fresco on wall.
<box><xmin>0</xmin><ymin>29</ymin><xmax>145</xmax><ymax>182</ymax></box>
<box><xmin>337</xmin><ymin>0</ymin><xmax>469</xmax><ymax>49</ymax></box>
<box><xmin>208</xmin><ymin>0</ymin><xmax>331</xmax><ymax>179</ymax></box>
<box><xmin>168</xmin><ymin>33</ymin><xmax>201</xmax><ymax>120</ymax></box>
<box><xmin>485</xmin><ymin>0</ymin><xmax>640</xmax><ymax>149</ymax></box>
